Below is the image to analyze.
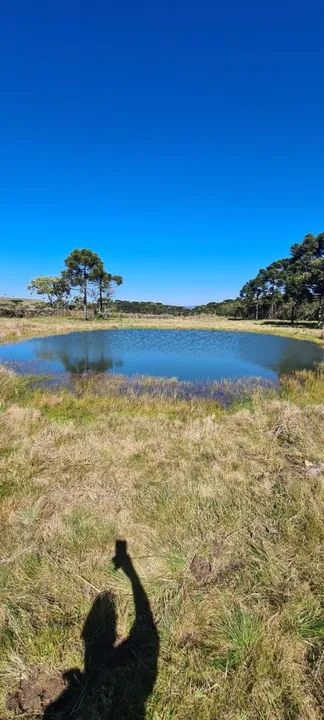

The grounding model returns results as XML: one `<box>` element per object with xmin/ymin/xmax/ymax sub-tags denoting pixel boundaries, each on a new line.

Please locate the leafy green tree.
<box><xmin>291</xmin><ymin>233</ymin><xmax>324</xmax><ymax>326</ymax></box>
<box><xmin>53</xmin><ymin>273</ymin><xmax>71</xmax><ymax>305</ymax></box>
<box><xmin>240</xmin><ymin>271</ymin><xmax>266</xmax><ymax>320</ymax></box>
<box><xmin>261</xmin><ymin>261</ymin><xmax>287</xmax><ymax>319</ymax></box>
<box><xmin>97</xmin><ymin>270</ymin><xmax>123</xmax><ymax>312</ymax></box>
<box><xmin>28</xmin><ymin>275</ymin><xmax>70</xmax><ymax>305</ymax></box>
<box><xmin>283</xmin><ymin>263</ymin><xmax>311</xmax><ymax>325</ymax></box>
<box><xmin>311</xmin><ymin>256</ymin><xmax>324</xmax><ymax>327</ymax></box>
<box><xmin>64</xmin><ymin>249</ymin><xmax>103</xmax><ymax>320</ymax></box>
<box><xmin>28</xmin><ymin>276</ymin><xmax>57</xmax><ymax>303</ymax></box>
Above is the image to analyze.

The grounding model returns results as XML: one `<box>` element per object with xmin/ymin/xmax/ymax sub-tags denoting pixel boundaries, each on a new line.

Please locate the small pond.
<box><xmin>0</xmin><ymin>329</ymin><xmax>322</xmax><ymax>384</ymax></box>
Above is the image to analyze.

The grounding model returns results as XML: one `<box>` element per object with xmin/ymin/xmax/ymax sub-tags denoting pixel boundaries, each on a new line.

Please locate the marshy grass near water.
<box><xmin>69</xmin><ymin>372</ymin><xmax>276</xmax><ymax>406</ymax></box>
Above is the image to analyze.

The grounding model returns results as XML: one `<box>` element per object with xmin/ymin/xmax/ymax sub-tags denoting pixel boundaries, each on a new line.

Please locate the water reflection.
<box><xmin>0</xmin><ymin>329</ymin><xmax>322</xmax><ymax>383</ymax></box>
<box><xmin>36</xmin><ymin>331</ymin><xmax>123</xmax><ymax>374</ymax></box>
<box><xmin>235</xmin><ymin>332</ymin><xmax>323</xmax><ymax>375</ymax></box>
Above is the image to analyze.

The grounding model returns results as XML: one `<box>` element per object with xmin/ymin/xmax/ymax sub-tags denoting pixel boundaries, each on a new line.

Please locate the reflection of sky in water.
<box><xmin>0</xmin><ymin>329</ymin><xmax>322</xmax><ymax>382</ymax></box>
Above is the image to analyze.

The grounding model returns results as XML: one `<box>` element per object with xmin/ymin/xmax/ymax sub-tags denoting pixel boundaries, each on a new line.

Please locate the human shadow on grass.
<box><xmin>43</xmin><ymin>541</ymin><xmax>159</xmax><ymax>720</ymax></box>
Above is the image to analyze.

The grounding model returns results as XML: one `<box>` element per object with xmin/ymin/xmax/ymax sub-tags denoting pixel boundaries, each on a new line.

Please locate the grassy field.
<box><xmin>0</xmin><ymin>313</ymin><xmax>324</xmax><ymax>346</ymax></box>
<box><xmin>0</xmin><ymin>317</ymin><xmax>323</xmax><ymax>719</ymax></box>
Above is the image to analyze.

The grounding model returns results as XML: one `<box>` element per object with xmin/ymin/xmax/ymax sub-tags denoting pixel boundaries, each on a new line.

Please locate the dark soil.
<box><xmin>189</xmin><ymin>554</ymin><xmax>212</xmax><ymax>582</ymax></box>
<box><xmin>6</xmin><ymin>666</ymin><xmax>66</xmax><ymax>718</ymax></box>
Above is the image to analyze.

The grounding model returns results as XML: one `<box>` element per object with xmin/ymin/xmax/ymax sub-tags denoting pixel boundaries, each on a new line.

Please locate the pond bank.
<box><xmin>1</xmin><ymin>313</ymin><xmax>323</xmax><ymax>346</ymax></box>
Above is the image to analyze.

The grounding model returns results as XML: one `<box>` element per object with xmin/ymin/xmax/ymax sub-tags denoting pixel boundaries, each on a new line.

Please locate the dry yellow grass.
<box><xmin>0</xmin><ymin>360</ymin><xmax>323</xmax><ymax>718</ymax></box>
<box><xmin>1</xmin><ymin>313</ymin><xmax>324</xmax><ymax>345</ymax></box>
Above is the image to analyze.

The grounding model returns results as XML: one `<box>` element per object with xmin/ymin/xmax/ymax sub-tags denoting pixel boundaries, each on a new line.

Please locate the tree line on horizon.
<box><xmin>25</xmin><ymin>232</ymin><xmax>323</xmax><ymax>326</ymax></box>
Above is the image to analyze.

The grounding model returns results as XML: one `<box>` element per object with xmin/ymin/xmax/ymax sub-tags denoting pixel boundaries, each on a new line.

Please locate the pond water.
<box><xmin>0</xmin><ymin>329</ymin><xmax>322</xmax><ymax>383</ymax></box>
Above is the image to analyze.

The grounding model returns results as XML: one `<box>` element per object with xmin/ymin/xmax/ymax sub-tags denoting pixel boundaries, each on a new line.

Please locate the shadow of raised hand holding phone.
<box><xmin>43</xmin><ymin>540</ymin><xmax>159</xmax><ymax>719</ymax></box>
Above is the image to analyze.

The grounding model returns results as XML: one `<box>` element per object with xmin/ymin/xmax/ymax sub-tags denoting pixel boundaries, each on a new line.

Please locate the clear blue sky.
<box><xmin>1</xmin><ymin>1</ymin><xmax>323</xmax><ymax>305</ymax></box>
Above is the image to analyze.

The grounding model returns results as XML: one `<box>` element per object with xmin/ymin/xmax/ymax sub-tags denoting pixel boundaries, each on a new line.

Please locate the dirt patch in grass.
<box><xmin>6</xmin><ymin>666</ymin><xmax>65</xmax><ymax>717</ymax></box>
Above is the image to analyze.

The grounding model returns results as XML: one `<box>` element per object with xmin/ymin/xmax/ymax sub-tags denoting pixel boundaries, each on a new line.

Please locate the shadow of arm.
<box><xmin>113</xmin><ymin>552</ymin><xmax>159</xmax><ymax>668</ymax></box>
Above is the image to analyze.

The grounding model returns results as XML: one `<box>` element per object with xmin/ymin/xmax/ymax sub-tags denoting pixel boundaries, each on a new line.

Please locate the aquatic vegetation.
<box><xmin>70</xmin><ymin>371</ymin><xmax>276</xmax><ymax>406</ymax></box>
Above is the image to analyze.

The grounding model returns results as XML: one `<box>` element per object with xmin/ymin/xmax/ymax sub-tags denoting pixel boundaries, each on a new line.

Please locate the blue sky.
<box><xmin>1</xmin><ymin>1</ymin><xmax>323</xmax><ymax>305</ymax></box>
